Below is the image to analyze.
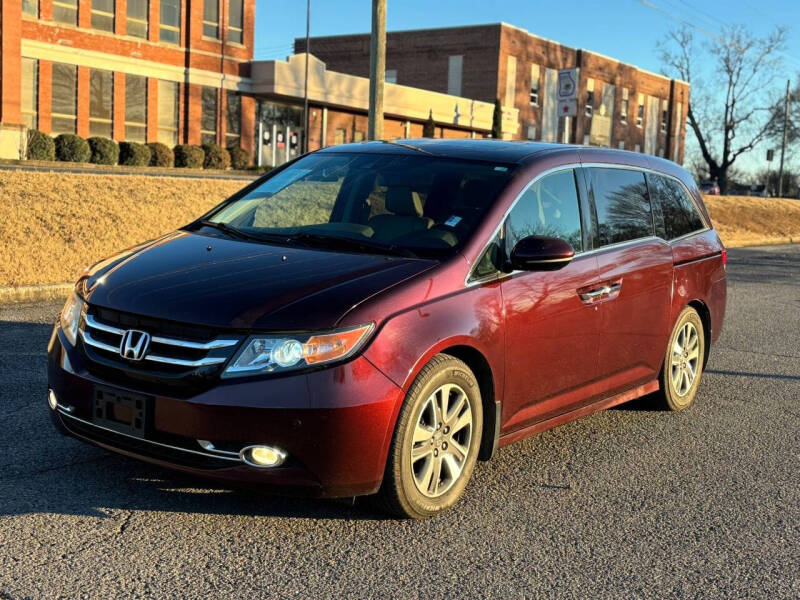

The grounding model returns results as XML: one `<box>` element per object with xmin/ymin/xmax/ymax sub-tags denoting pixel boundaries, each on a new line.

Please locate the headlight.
<box><xmin>60</xmin><ymin>292</ymin><xmax>85</xmax><ymax>346</ymax></box>
<box><xmin>222</xmin><ymin>323</ymin><xmax>374</xmax><ymax>378</ymax></box>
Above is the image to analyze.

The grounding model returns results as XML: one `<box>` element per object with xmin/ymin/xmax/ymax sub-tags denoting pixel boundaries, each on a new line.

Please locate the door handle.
<box><xmin>578</xmin><ymin>281</ymin><xmax>622</xmax><ymax>303</ymax></box>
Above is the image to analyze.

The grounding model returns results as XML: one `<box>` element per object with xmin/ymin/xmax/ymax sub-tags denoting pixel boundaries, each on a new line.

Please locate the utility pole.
<box><xmin>302</xmin><ymin>0</ymin><xmax>310</xmax><ymax>153</ymax></box>
<box><xmin>778</xmin><ymin>79</ymin><xmax>790</xmax><ymax>198</ymax></box>
<box><xmin>367</xmin><ymin>0</ymin><xmax>386</xmax><ymax>140</ymax></box>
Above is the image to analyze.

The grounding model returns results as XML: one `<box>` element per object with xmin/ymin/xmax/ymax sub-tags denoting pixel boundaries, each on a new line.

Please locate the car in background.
<box><xmin>47</xmin><ymin>140</ymin><xmax>727</xmax><ymax>518</ymax></box>
<box><xmin>699</xmin><ymin>179</ymin><xmax>721</xmax><ymax>195</ymax></box>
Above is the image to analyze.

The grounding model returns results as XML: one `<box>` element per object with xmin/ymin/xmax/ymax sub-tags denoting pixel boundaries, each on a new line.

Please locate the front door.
<box><xmin>500</xmin><ymin>167</ymin><xmax>601</xmax><ymax>434</ymax></box>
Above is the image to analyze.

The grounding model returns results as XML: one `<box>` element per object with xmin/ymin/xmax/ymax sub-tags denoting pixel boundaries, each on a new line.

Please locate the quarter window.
<box><xmin>648</xmin><ymin>174</ymin><xmax>705</xmax><ymax>240</ymax></box>
<box><xmin>505</xmin><ymin>169</ymin><xmax>583</xmax><ymax>255</ymax></box>
<box><xmin>587</xmin><ymin>167</ymin><xmax>653</xmax><ymax>247</ymax></box>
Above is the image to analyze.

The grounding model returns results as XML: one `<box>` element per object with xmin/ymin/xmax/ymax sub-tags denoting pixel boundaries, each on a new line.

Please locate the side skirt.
<box><xmin>498</xmin><ymin>380</ymin><xmax>660</xmax><ymax>448</ymax></box>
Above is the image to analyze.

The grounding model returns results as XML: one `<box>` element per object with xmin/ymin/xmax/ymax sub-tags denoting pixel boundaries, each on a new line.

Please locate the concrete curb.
<box><xmin>0</xmin><ymin>283</ymin><xmax>72</xmax><ymax>305</ymax></box>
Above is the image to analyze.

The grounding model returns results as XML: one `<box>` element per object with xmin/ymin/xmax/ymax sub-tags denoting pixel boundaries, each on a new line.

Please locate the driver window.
<box><xmin>504</xmin><ymin>169</ymin><xmax>583</xmax><ymax>256</ymax></box>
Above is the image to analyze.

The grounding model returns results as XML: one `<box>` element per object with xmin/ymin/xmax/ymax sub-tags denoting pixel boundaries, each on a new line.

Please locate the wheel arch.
<box><xmin>438</xmin><ymin>344</ymin><xmax>500</xmax><ymax>462</ymax></box>
<box><xmin>687</xmin><ymin>299</ymin><xmax>712</xmax><ymax>368</ymax></box>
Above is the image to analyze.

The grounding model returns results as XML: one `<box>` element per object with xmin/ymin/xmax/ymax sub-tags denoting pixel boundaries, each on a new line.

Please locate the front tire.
<box><xmin>658</xmin><ymin>306</ymin><xmax>705</xmax><ymax>411</ymax></box>
<box><xmin>377</xmin><ymin>354</ymin><xmax>483</xmax><ymax>519</ymax></box>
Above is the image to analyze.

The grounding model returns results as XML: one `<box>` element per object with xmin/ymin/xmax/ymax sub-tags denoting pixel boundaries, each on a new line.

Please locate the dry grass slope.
<box><xmin>0</xmin><ymin>171</ymin><xmax>242</xmax><ymax>287</ymax></box>
<box><xmin>0</xmin><ymin>170</ymin><xmax>798</xmax><ymax>288</ymax></box>
<box><xmin>703</xmin><ymin>195</ymin><xmax>800</xmax><ymax>248</ymax></box>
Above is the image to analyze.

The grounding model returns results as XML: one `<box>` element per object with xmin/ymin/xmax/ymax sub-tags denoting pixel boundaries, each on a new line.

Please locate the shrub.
<box><xmin>147</xmin><ymin>142</ymin><xmax>174</xmax><ymax>168</ymax></box>
<box><xmin>174</xmin><ymin>144</ymin><xmax>205</xmax><ymax>169</ymax></box>
<box><xmin>87</xmin><ymin>137</ymin><xmax>119</xmax><ymax>165</ymax></box>
<box><xmin>202</xmin><ymin>144</ymin><xmax>231</xmax><ymax>170</ymax></box>
<box><xmin>26</xmin><ymin>130</ymin><xmax>56</xmax><ymax>161</ymax></box>
<box><xmin>228</xmin><ymin>146</ymin><xmax>251</xmax><ymax>170</ymax></box>
<box><xmin>54</xmin><ymin>134</ymin><xmax>91</xmax><ymax>163</ymax></box>
<box><xmin>118</xmin><ymin>141</ymin><xmax>151</xmax><ymax>167</ymax></box>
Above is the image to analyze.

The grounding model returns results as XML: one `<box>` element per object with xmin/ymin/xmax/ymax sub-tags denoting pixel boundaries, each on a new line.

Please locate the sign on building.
<box><xmin>557</xmin><ymin>69</ymin><xmax>579</xmax><ymax>100</ymax></box>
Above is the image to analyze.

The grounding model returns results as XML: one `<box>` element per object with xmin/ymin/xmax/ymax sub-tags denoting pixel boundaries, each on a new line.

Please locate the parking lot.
<box><xmin>0</xmin><ymin>245</ymin><xmax>798</xmax><ymax>599</ymax></box>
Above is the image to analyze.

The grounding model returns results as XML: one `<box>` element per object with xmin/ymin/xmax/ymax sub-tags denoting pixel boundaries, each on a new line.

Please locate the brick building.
<box><xmin>297</xmin><ymin>23</ymin><xmax>690</xmax><ymax>163</ymax></box>
<box><xmin>0</xmin><ymin>0</ymin><xmax>255</xmax><ymax>158</ymax></box>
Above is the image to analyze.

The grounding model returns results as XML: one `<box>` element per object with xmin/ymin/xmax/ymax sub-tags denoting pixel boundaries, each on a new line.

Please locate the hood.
<box><xmin>80</xmin><ymin>231</ymin><xmax>436</xmax><ymax>330</ymax></box>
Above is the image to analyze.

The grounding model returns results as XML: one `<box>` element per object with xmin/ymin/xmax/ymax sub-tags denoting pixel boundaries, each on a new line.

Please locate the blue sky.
<box><xmin>254</xmin><ymin>0</ymin><xmax>800</xmax><ymax>173</ymax></box>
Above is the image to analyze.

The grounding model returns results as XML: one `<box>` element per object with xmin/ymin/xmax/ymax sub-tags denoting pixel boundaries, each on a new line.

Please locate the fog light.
<box><xmin>240</xmin><ymin>445</ymin><xmax>287</xmax><ymax>468</ymax></box>
<box><xmin>48</xmin><ymin>389</ymin><xmax>58</xmax><ymax>410</ymax></box>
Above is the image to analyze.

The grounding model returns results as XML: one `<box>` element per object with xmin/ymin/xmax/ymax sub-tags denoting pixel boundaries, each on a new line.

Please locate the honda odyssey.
<box><xmin>47</xmin><ymin>140</ymin><xmax>727</xmax><ymax>518</ymax></box>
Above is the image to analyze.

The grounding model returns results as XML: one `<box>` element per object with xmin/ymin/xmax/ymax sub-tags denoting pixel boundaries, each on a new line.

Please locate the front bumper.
<box><xmin>47</xmin><ymin>325</ymin><xmax>404</xmax><ymax>497</ymax></box>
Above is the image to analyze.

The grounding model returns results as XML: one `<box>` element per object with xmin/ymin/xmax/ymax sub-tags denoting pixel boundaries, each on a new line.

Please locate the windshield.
<box><xmin>202</xmin><ymin>152</ymin><xmax>516</xmax><ymax>258</ymax></box>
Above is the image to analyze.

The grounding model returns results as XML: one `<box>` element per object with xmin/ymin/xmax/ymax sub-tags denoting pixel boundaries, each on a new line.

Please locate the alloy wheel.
<box><xmin>670</xmin><ymin>321</ymin><xmax>700</xmax><ymax>396</ymax></box>
<box><xmin>410</xmin><ymin>383</ymin><xmax>473</xmax><ymax>498</ymax></box>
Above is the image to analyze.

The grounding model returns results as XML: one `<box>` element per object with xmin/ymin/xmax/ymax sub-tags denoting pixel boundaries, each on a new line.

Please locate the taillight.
<box><xmin>721</xmin><ymin>248</ymin><xmax>727</xmax><ymax>269</ymax></box>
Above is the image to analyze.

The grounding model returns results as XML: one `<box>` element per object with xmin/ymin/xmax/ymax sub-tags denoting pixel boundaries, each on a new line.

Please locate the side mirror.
<box><xmin>509</xmin><ymin>235</ymin><xmax>575</xmax><ymax>271</ymax></box>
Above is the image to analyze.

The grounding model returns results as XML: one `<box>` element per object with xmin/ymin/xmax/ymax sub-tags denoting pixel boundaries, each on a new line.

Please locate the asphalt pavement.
<box><xmin>0</xmin><ymin>245</ymin><xmax>798</xmax><ymax>599</ymax></box>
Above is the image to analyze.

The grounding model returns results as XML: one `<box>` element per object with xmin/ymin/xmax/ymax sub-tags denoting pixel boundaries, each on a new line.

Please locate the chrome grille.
<box><xmin>79</xmin><ymin>307</ymin><xmax>241</xmax><ymax>374</ymax></box>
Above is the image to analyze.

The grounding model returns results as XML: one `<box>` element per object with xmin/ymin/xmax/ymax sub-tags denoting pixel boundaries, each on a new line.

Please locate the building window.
<box><xmin>125</xmin><ymin>74</ymin><xmax>147</xmax><ymax>142</ymax></box>
<box><xmin>447</xmin><ymin>56</ymin><xmax>463</xmax><ymax>96</ymax></box>
<box><xmin>661</xmin><ymin>99</ymin><xmax>668</xmax><ymax>133</ymax></box>
<box><xmin>51</xmin><ymin>63</ymin><xmax>77</xmax><ymax>135</ymax></box>
<box><xmin>353</xmin><ymin>131</ymin><xmax>365</xmax><ymax>142</ymax></box>
<box><xmin>157</xmin><ymin>80</ymin><xmax>179</xmax><ymax>145</ymax></box>
<box><xmin>333</xmin><ymin>129</ymin><xmax>346</xmax><ymax>145</ymax></box>
<box><xmin>228</xmin><ymin>0</ymin><xmax>243</xmax><ymax>43</ymax></box>
<box><xmin>618</xmin><ymin>141</ymin><xmax>625</xmax><ymax>149</ymax></box>
<box><xmin>160</xmin><ymin>0</ymin><xmax>181</xmax><ymax>44</ymax></box>
<box><xmin>52</xmin><ymin>0</ymin><xmax>77</xmax><ymax>25</ymax></box>
<box><xmin>22</xmin><ymin>0</ymin><xmax>38</xmax><ymax>18</ymax></box>
<box><xmin>203</xmin><ymin>0</ymin><xmax>218</xmax><ymax>38</ymax></box>
<box><xmin>201</xmin><ymin>86</ymin><xmax>218</xmax><ymax>145</ymax></box>
<box><xmin>585</xmin><ymin>78</ymin><xmax>594</xmax><ymax>118</ymax></box>
<box><xmin>529</xmin><ymin>64</ymin><xmax>540</xmax><ymax>106</ymax></box>
<box><xmin>22</xmin><ymin>58</ymin><xmax>38</xmax><ymax>130</ymax></box>
<box><xmin>91</xmin><ymin>0</ymin><xmax>114</xmax><ymax>32</ymax></box>
<box><xmin>127</xmin><ymin>0</ymin><xmax>148</xmax><ymax>38</ymax></box>
<box><xmin>385</xmin><ymin>69</ymin><xmax>397</xmax><ymax>84</ymax></box>
<box><xmin>526</xmin><ymin>124</ymin><xmax>537</xmax><ymax>140</ymax></box>
<box><xmin>636</xmin><ymin>93</ymin><xmax>644</xmax><ymax>127</ymax></box>
<box><xmin>225</xmin><ymin>90</ymin><xmax>241</xmax><ymax>148</ymax></box>
<box><xmin>89</xmin><ymin>69</ymin><xmax>113</xmax><ymax>138</ymax></box>
<box><xmin>620</xmin><ymin>88</ymin><xmax>629</xmax><ymax>124</ymax></box>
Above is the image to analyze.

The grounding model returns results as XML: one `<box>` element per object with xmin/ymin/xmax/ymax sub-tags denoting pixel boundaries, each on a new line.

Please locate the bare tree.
<box><xmin>659</xmin><ymin>25</ymin><xmax>787</xmax><ymax>194</ymax></box>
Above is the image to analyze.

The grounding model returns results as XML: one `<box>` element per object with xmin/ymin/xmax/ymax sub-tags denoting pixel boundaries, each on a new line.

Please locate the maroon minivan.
<box><xmin>47</xmin><ymin>140</ymin><xmax>727</xmax><ymax>518</ymax></box>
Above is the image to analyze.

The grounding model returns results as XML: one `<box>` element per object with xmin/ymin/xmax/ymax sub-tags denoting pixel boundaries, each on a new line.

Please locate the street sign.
<box><xmin>767</xmin><ymin>149</ymin><xmax>774</xmax><ymax>161</ymax></box>
<box><xmin>558</xmin><ymin>99</ymin><xmax>577</xmax><ymax>118</ymax></box>
<box><xmin>558</xmin><ymin>68</ymin><xmax>579</xmax><ymax>100</ymax></box>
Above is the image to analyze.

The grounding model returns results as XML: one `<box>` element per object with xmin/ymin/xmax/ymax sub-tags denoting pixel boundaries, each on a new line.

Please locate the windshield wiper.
<box><xmin>196</xmin><ymin>219</ymin><xmax>256</xmax><ymax>241</ymax></box>
<box><xmin>288</xmin><ymin>232</ymin><xmax>418</xmax><ymax>258</ymax></box>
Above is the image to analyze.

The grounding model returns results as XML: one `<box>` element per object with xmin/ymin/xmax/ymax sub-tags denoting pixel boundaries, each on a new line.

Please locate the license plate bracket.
<box><xmin>92</xmin><ymin>385</ymin><xmax>149</xmax><ymax>438</ymax></box>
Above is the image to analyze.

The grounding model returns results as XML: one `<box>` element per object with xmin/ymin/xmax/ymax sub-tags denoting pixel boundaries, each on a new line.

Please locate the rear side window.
<box><xmin>587</xmin><ymin>167</ymin><xmax>653</xmax><ymax>247</ymax></box>
<box><xmin>505</xmin><ymin>169</ymin><xmax>583</xmax><ymax>255</ymax></box>
<box><xmin>648</xmin><ymin>174</ymin><xmax>706</xmax><ymax>240</ymax></box>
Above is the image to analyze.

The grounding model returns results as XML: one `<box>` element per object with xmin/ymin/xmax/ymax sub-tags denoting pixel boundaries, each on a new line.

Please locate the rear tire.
<box><xmin>376</xmin><ymin>354</ymin><xmax>483</xmax><ymax>519</ymax></box>
<box><xmin>657</xmin><ymin>306</ymin><xmax>705</xmax><ymax>411</ymax></box>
